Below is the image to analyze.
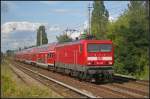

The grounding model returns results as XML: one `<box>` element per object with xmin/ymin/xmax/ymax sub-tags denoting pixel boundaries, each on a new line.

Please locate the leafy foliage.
<box><xmin>91</xmin><ymin>1</ymin><xmax>109</xmax><ymax>39</ymax></box>
<box><xmin>37</xmin><ymin>25</ymin><xmax>48</xmax><ymax>46</ymax></box>
<box><xmin>56</xmin><ymin>33</ymin><xmax>72</xmax><ymax>43</ymax></box>
<box><xmin>107</xmin><ymin>1</ymin><xmax>149</xmax><ymax>79</ymax></box>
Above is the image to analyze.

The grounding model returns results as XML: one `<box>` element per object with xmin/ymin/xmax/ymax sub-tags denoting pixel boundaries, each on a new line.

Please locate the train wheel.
<box><xmin>33</xmin><ymin>63</ymin><xmax>35</xmax><ymax>66</ymax></box>
<box><xmin>74</xmin><ymin>71</ymin><xmax>79</xmax><ymax>78</ymax></box>
<box><xmin>108</xmin><ymin>74</ymin><xmax>113</xmax><ymax>83</ymax></box>
<box><xmin>52</xmin><ymin>66</ymin><xmax>56</xmax><ymax>72</ymax></box>
<box><xmin>86</xmin><ymin>73</ymin><xmax>92</xmax><ymax>82</ymax></box>
<box><xmin>78</xmin><ymin>72</ymin><xmax>84</xmax><ymax>81</ymax></box>
<box><xmin>48</xmin><ymin>65</ymin><xmax>50</xmax><ymax>71</ymax></box>
<box><xmin>55</xmin><ymin>67</ymin><xmax>58</xmax><ymax>72</ymax></box>
<box><xmin>70</xmin><ymin>70</ymin><xmax>73</xmax><ymax>77</ymax></box>
<box><xmin>61</xmin><ymin>68</ymin><xmax>65</xmax><ymax>75</ymax></box>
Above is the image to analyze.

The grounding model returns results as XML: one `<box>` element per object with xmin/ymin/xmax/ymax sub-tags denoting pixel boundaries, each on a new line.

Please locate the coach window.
<box><xmin>48</xmin><ymin>53</ymin><xmax>54</xmax><ymax>58</ymax></box>
<box><xmin>50</xmin><ymin>53</ymin><xmax>52</xmax><ymax>58</ymax></box>
<box><xmin>48</xmin><ymin>53</ymin><xmax>51</xmax><ymax>58</ymax></box>
<box><xmin>50</xmin><ymin>54</ymin><xmax>51</xmax><ymax>57</ymax></box>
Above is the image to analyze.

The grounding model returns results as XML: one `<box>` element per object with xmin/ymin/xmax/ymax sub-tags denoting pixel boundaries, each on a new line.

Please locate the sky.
<box><xmin>1</xmin><ymin>1</ymin><xmax>129</xmax><ymax>53</ymax></box>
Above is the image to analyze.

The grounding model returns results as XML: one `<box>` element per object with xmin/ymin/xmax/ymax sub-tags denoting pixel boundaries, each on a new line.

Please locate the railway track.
<box><xmin>11</xmin><ymin>62</ymin><xmax>97</xmax><ymax>98</ymax></box>
<box><xmin>113</xmin><ymin>74</ymin><xmax>149</xmax><ymax>86</ymax></box>
<box><xmin>11</xmin><ymin>60</ymin><xmax>149</xmax><ymax>98</ymax></box>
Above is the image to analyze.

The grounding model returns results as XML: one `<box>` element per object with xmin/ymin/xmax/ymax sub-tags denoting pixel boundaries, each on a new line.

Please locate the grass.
<box><xmin>138</xmin><ymin>65</ymin><xmax>149</xmax><ymax>80</ymax></box>
<box><xmin>1</xmin><ymin>59</ymin><xmax>63</xmax><ymax>98</ymax></box>
<box><xmin>116</xmin><ymin>65</ymin><xmax>149</xmax><ymax>81</ymax></box>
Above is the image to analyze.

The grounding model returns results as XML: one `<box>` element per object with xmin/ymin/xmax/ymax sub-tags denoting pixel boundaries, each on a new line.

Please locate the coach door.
<box><xmin>45</xmin><ymin>53</ymin><xmax>47</xmax><ymax>64</ymax></box>
<box><xmin>74</xmin><ymin>50</ymin><xmax>78</xmax><ymax>70</ymax></box>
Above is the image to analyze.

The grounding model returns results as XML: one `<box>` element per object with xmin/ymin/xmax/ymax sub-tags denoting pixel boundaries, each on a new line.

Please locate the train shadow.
<box><xmin>93</xmin><ymin>78</ymin><xmax>136</xmax><ymax>85</ymax></box>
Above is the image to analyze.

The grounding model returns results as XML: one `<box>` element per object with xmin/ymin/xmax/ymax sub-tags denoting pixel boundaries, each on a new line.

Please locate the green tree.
<box><xmin>6</xmin><ymin>50</ymin><xmax>14</xmax><ymax>57</ymax></box>
<box><xmin>91</xmin><ymin>1</ymin><xmax>109</xmax><ymax>39</ymax></box>
<box><xmin>80</xmin><ymin>29</ymin><xmax>88</xmax><ymax>39</ymax></box>
<box><xmin>1</xmin><ymin>52</ymin><xmax>4</xmax><ymax>63</ymax></box>
<box><xmin>37</xmin><ymin>25</ymin><xmax>48</xmax><ymax>46</ymax></box>
<box><xmin>126</xmin><ymin>1</ymin><xmax>149</xmax><ymax>77</ymax></box>
<box><xmin>56</xmin><ymin>33</ymin><xmax>72</xmax><ymax>43</ymax></box>
<box><xmin>107</xmin><ymin>1</ymin><xmax>149</xmax><ymax>79</ymax></box>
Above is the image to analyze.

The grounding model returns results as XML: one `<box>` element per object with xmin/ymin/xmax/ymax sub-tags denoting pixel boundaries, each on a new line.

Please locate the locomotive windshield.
<box><xmin>87</xmin><ymin>44</ymin><xmax>112</xmax><ymax>52</ymax></box>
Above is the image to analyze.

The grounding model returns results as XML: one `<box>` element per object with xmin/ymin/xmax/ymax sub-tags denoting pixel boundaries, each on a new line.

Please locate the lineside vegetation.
<box><xmin>1</xmin><ymin>59</ymin><xmax>62</xmax><ymax>98</ymax></box>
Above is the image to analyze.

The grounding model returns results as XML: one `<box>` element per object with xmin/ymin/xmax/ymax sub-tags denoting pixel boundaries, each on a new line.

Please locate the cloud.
<box><xmin>50</xmin><ymin>8</ymin><xmax>71</xmax><ymax>14</ymax></box>
<box><xmin>40</xmin><ymin>1</ymin><xmax>60</xmax><ymax>5</ymax></box>
<box><xmin>1</xmin><ymin>21</ymin><xmax>45</xmax><ymax>34</ymax></box>
<box><xmin>48</xmin><ymin>26</ymin><xmax>60</xmax><ymax>31</ymax></box>
<box><xmin>1</xmin><ymin>21</ymin><xmax>60</xmax><ymax>38</ymax></box>
<box><xmin>83</xmin><ymin>20</ymin><xmax>88</xmax><ymax>30</ymax></box>
<box><xmin>1</xmin><ymin>21</ymin><xmax>61</xmax><ymax>52</ymax></box>
<box><xmin>109</xmin><ymin>16</ymin><xmax>117</xmax><ymax>22</ymax></box>
<box><xmin>53</xmin><ymin>9</ymin><xmax>70</xmax><ymax>13</ymax></box>
<box><xmin>66</xmin><ymin>31</ymin><xmax>82</xmax><ymax>40</ymax></box>
<box><xmin>50</xmin><ymin>8</ymin><xmax>83</xmax><ymax>15</ymax></box>
<box><xmin>64</xmin><ymin>20</ymin><xmax>88</xmax><ymax>40</ymax></box>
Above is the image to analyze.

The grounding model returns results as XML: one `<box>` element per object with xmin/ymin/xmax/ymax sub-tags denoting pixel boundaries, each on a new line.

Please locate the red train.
<box><xmin>15</xmin><ymin>40</ymin><xmax>114</xmax><ymax>82</ymax></box>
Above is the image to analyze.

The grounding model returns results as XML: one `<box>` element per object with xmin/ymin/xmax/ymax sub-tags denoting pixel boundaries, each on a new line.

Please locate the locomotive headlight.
<box><xmin>108</xmin><ymin>61</ymin><xmax>112</xmax><ymax>65</ymax></box>
<box><xmin>87</xmin><ymin>61</ymin><xmax>91</xmax><ymax>65</ymax></box>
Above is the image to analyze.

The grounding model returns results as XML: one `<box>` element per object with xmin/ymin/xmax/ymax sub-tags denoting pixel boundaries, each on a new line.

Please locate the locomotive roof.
<box><xmin>56</xmin><ymin>40</ymin><xmax>112</xmax><ymax>47</ymax></box>
<box><xmin>35</xmin><ymin>42</ymin><xmax>57</xmax><ymax>53</ymax></box>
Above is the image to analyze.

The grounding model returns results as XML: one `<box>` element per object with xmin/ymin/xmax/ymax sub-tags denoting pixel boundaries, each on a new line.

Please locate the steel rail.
<box><xmin>113</xmin><ymin>74</ymin><xmax>149</xmax><ymax>86</ymax></box>
<box><xmin>14</xmin><ymin>63</ymin><xmax>98</xmax><ymax>98</ymax></box>
<box><xmin>12</xmin><ymin>61</ymin><xmax>149</xmax><ymax>98</ymax></box>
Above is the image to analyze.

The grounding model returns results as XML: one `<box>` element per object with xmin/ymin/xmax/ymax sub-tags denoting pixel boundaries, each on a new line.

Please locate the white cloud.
<box><xmin>1</xmin><ymin>21</ymin><xmax>46</xmax><ymax>34</ymax></box>
<box><xmin>40</xmin><ymin>1</ymin><xmax>60</xmax><ymax>5</ymax></box>
<box><xmin>1</xmin><ymin>21</ymin><xmax>60</xmax><ymax>37</ymax></box>
<box><xmin>109</xmin><ymin>16</ymin><xmax>118</xmax><ymax>22</ymax></box>
<box><xmin>83</xmin><ymin>20</ymin><xmax>88</xmax><ymax>30</ymax></box>
<box><xmin>109</xmin><ymin>16</ymin><xmax>114</xmax><ymax>21</ymax></box>
<box><xmin>65</xmin><ymin>20</ymin><xmax>88</xmax><ymax>40</ymax></box>
<box><xmin>50</xmin><ymin>8</ymin><xmax>71</xmax><ymax>14</ymax></box>
<box><xmin>66</xmin><ymin>31</ymin><xmax>80</xmax><ymax>40</ymax></box>
<box><xmin>48</xmin><ymin>26</ymin><xmax>60</xmax><ymax>31</ymax></box>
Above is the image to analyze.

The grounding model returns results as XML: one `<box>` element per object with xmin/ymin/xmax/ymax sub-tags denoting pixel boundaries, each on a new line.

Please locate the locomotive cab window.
<box><xmin>87</xmin><ymin>44</ymin><xmax>112</xmax><ymax>52</ymax></box>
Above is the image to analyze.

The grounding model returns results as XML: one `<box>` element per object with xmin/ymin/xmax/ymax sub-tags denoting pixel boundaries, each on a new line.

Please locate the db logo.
<box><xmin>97</xmin><ymin>57</ymin><xmax>102</xmax><ymax>60</ymax></box>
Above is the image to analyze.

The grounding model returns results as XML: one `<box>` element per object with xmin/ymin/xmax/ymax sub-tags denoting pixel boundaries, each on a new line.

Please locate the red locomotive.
<box><xmin>15</xmin><ymin>40</ymin><xmax>114</xmax><ymax>82</ymax></box>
